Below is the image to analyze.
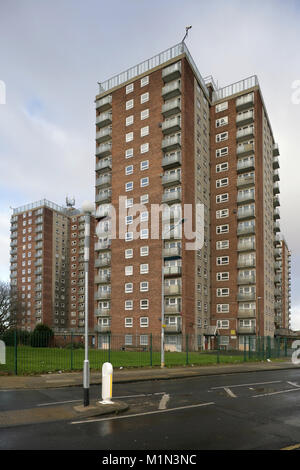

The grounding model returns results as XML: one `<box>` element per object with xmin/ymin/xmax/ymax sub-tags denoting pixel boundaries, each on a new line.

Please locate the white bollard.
<box><xmin>100</xmin><ymin>362</ymin><xmax>113</xmax><ymax>404</ymax></box>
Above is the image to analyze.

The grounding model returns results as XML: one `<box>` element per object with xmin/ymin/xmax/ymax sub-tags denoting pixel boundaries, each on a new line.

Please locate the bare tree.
<box><xmin>0</xmin><ymin>281</ymin><xmax>22</xmax><ymax>334</ymax></box>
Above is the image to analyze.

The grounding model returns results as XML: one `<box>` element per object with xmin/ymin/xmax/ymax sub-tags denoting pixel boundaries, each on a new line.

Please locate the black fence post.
<box><xmin>186</xmin><ymin>334</ymin><xmax>189</xmax><ymax>366</ymax></box>
<box><xmin>70</xmin><ymin>333</ymin><xmax>73</xmax><ymax>371</ymax></box>
<box><xmin>150</xmin><ymin>333</ymin><xmax>153</xmax><ymax>367</ymax></box>
<box><xmin>14</xmin><ymin>330</ymin><xmax>17</xmax><ymax>376</ymax></box>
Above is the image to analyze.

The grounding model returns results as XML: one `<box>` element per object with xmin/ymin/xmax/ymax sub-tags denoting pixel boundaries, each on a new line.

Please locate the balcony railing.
<box><xmin>163</xmin><ymin>266</ymin><xmax>182</xmax><ymax>276</ymax></box>
<box><xmin>162</xmin><ymin>151</ymin><xmax>181</xmax><ymax>169</ymax></box>
<box><xmin>236</xmin><ymin>93</ymin><xmax>254</xmax><ymax>111</ymax></box>
<box><xmin>162</xmin><ymin>116</ymin><xmax>181</xmax><ymax>135</ymax></box>
<box><xmin>162</xmin><ymin>172</ymin><xmax>181</xmax><ymax>186</ymax></box>
<box><xmin>96</xmin><ymin>112</ymin><xmax>112</xmax><ymax>128</ymax></box>
<box><xmin>236</xmin><ymin>127</ymin><xmax>254</xmax><ymax>142</ymax></box>
<box><xmin>96</xmin><ymin>190</ymin><xmax>112</xmax><ymax>203</ymax></box>
<box><xmin>96</xmin><ymin>159</ymin><xmax>112</xmax><ymax>172</ymax></box>
<box><xmin>236</xmin><ymin>110</ymin><xmax>254</xmax><ymax>126</ymax></box>
<box><xmin>237</xmin><ymin>207</ymin><xmax>255</xmax><ymax>220</ymax></box>
<box><xmin>237</xmin><ymin>240</ymin><xmax>255</xmax><ymax>251</ymax></box>
<box><xmin>95</xmin><ymin>256</ymin><xmax>111</xmax><ymax>267</ymax></box>
<box><xmin>95</xmin><ymin>290</ymin><xmax>111</xmax><ymax>300</ymax></box>
<box><xmin>95</xmin><ymin>95</ymin><xmax>112</xmax><ymax>112</ymax></box>
<box><xmin>237</xmin><ymin>158</ymin><xmax>255</xmax><ymax>173</ymax></box>
<box><xmin>237</xmin><ymin>191</ymin><xmax>255</xmax><ymax>204</ymax></box>
<box><xmin>95</xmin><ymin>240</ymin><xmax>111</xmax><ymax>251</ymax></box>
<box><xmin>162</xmin><ymin>81</ymin><xmax>181</xmax><ymax>100</ymax></box>
<box><xmin>164</xmin><ymin>284</ymin><xmax>182</xmax><ymax>295</ymax></box>
<box><xmin>273</xmin><ymin>195</ymin><xmax>280</xmax><ymax>207</ymax></box>
<box><xmin>237</xmin><ymin>309</ymin><xmax>256</xmax><ymax>319</ymax></box>
<box><xmin>162</xmin><ymin>190</ymin><xmax>182</xmax><ymax>204</ymax></box>
<box><xmin>273</xmin><ymin>156</ymin><xmax>280</xmax><ymax>169</ymax></box>
<box><xmin>237</xmin><ymin>224</ymin><xmax>255</xmax><ymax>236</ymax></box>
<box><xmin>237</xmin><ymin>292</ymin><xmax>256</xmax><ymax>301</ymax></box>
<box><xmin>237</xmin><ymin>273</ymin><xmax>256</xmax><ymax>284</ymax></box>
<box><xmin>95</xmin><ymin>325</ymin><xmax>111</xmax><ymax>333</ymax></box>
<box><xmin>96</xmin><ymin>143</ymin><xmax>112</xmax><ymax>157</ymax></box>
<box><xmin>237</xmin><ymin>175</ymin><xmax>255</xmax><ymax>188</ymax></box>
<box><xmin>237</xmin><ymin>325</ymin><xmax>256</xmax><ymax>334</ymax></box>
<box><xmin>164</xmin><ymin>323</ymin><xmax>182</xmax><ymax>333</ymax></box>
<box><xmin>162</xmin><ymin>61</ymin><xmax>181</xmax><ymax>82</ymax></box>
<box><xmin>273</xmin><ymin>143</ymin><xmax>279</xmax><ymax>157</ymax></box>
<box><xmin>162</xmin><ymin>98</ymin><xmax>181</xmax><ymax>117</ymax></box>
<box><xmin>162</xmin><ymin>135</ymin><xmax>181</xmax><ymax>152</ymax></box>
<box><xmin>164</xmin><ymin>304</ymin><xmax>182</xmax><ymax>314</ymax></box>
<box><xmin>273</xmin><ymin>169</ymin><xmax>280</xmax><ymax>182</ymax></box>
<box><xmin>237</xmin><ymin>257</ymin><xmax>256</xmax><ymax>268</ymax></box>
<box><xmin>96</xmin><ymin>127</ymin><xmax>112</xmax><ymax>143</ymax></box>
<box><xmin>163</xmin><ymin>246</ymin><xmax>182</xmax><ymax>258</ymax></box>
<box><xmin>273</xmin><ymin>208</ymin><xmax>280</xmax><ymax>220</ymax></box>
<box><xmin>273</xmin><ymin>182</ymin><xmax>280</xmax><ymax>195</ymax></box>
<box><xmin>95</xmin><ymin>308</ymin><xmax>111</xmax><ymax>316</ymax></box>
<box><xmin>96</xmin><ymin>175</ymin><xmax>112</xmax><ymax>188</ymax></box>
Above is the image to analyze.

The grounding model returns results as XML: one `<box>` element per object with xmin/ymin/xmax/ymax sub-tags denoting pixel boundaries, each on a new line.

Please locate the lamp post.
<box><xmin>257</xmin><ymin>296</ymin><xmax>262</xmax><ymax>337</ymax></box>
<box><xmin>161</xmin><ymin>218</ymin><xmax>185</xmax><ymax>368</ymax></box>
<box><xmin>81</xmin><ymin>200</ymin><xmax>94</xmax><ymax>407</ymax></box>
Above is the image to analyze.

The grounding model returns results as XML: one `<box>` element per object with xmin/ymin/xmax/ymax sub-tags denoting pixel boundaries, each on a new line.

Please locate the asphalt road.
<box><xmin>1</xmin><ymin>368</ymin><xmax>300</xmax><ymax>450</ymax></box>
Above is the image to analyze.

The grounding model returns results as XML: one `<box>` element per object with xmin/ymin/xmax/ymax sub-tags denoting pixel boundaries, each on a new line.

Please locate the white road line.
<box><xmin>252</xmin><ymin>388</ymin><xmax>300</xmax><ymax>398</ymax></box>
<box><xmin>211</xmin><ymin>380</ymin><xmax>282</xmax><ymax>390</ymax></box>
<box><xmin>37</xmin><ymin>392</ymin><xmax>166</xmax><ymax>407</ymax></box>
<box><xmin>70</xmin><ymin>402</ymin><xmax>215</xmax><ymax>425</ymax></box>
<box><xmin>287</xmin><ymin>382</ymin><xmax>300</xmax><ymax>388</ymax></box>
<box><xmin>37</xmin><ymin>399</ymin><xmax>81</xmax><ymax>407</ymax></box>
<box><xmin>158</xmin><ymin>393</ymin><xmax>170</xmax><ymax>409</ymax></box>
<box><xmin>224</xmin><ymin>387</ymin><xmax>237</xmax><ymax>398</ymax></box>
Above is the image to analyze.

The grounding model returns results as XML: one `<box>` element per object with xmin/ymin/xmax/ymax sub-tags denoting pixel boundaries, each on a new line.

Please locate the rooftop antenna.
<box><xmin>182</xmin><ymin>25</ymin><xmax>192</xmax><ymax>43</ymax></box>
<box><xmin>66</xmin><ymin>196</ymin><xmax>75</xmax><ymax>209</ymax></box>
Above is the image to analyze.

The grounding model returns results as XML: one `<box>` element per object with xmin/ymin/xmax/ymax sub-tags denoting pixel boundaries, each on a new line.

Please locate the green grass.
<box><xmin>0</xmin><ymin>345</ymin><xmax>284</xmax><ymax>375</ymax></box>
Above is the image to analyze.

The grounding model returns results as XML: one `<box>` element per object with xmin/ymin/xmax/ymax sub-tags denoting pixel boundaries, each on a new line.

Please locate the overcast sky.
<box><xmin>0</xmin><ymin>0</ymin><xmax>299</xmax><ymax>328</ymax></box>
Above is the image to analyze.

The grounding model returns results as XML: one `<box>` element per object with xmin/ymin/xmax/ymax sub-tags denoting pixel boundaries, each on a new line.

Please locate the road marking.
<box><xmin>211</xmin><ymin>380</ymin><xmax>282</xmax><ymax>390</ymax></box>
<box><xmin>37</xmin><ymin>392</ymin><xmax>166</xmax><ymax>407</ymax></box>
<box><xmin>252</xmin><ymin>388</ymin><xmax>300</xmax><ymax>398</ymax></box>
<box><xmin>159</xmin><ymin>393</ymin><xmax>170</xmax><ymax>409</ymax></box>
<box><xmin>287</xmin><ymin>382</ymin><xmax>300</xmax><ymax>388</ymax></box>
<box><xmin>281</xmin><ymin>443</ymin><xmax>300</xmax><ymax>451</ymax></box>
<box><xmin>70</xmin><ymin>402</ymin><xmax>215</xmax><ymax>425</ymax></box>
<box><xmin>224</xmin><ymin>387</ymin><xmax>237</xmax><ymax>398</ymax></box>
<box><xmin>37</xmin><ymin>399</ymin><xmax>81</xmax><ymax>407</ymax></box>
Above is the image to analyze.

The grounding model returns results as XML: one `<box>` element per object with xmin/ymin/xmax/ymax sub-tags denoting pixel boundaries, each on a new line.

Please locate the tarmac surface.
<box><xmin>0</xmin><ymin>360</ymin><xmax>299</xmax><ymax>428</ymax></box>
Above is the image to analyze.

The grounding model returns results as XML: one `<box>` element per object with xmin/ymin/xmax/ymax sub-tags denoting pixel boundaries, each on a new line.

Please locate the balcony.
<box><xmin>237</xmin><ymin>142</ymin><xmax>255</xmax><ymax>157</ymax></box>
<box><xmin>237</xmin><ymin>273</ymin><xmax>256</xmax><ymax>284</ymax></box>
<box><xmin>273</xmin><ymin>195</ymin><xmax>280</xmax><ymax>207</ymax></box>
<box><xmin>237</xmin><ymin>191</ymin><xmax>255</xmax><ymax>205</ymax></box>
<box><xmin>237</xmin><ymin>175</ymin><xmax>255</xmax><ymax>189</ymax></box>
<box><xmin>95</xmin><ymin>308</ymin><xmax>111</xmax><ymax>316</ymax></box>
<box><xmin>237</xmin><ymin>158</ymin><xmax>255</xmax><ymax>173</ymax></box>
<box><xmin>236</xmin><ymin>127</ymin><xmax>254</xmax><ymax>142</ymax></box>
<box><xmin>274</xmin><ymin>287</ymin><xmax>282</xmax><ymax>297</ymax></box>
<box><xmin>274</xmin><ymin>274</ymin><xmax>282</xmax><ymax>284</ymax></box>
<box><xmin>274</xmin><ymin>261</ymin><xmax>282</xmax><ymax>271</ymax></box>
<box><xmin>237</xmin><ymin>325</ymin><xmax>256</xmax><ymax>334</ymax></box>
<box><xmin>237</xmin><ymin>240</ymin><xmax>255</xmax><ymax>252</ymax></box>
<box><xmin>273</xmin><ymin>221</ymin><xmax>280</xmax><ymax>233</ymax></box>
<box><xmin>273</xmin><ymin>182</ymin><xmax>280</xmax><ymax>195</ymax></box>
<box><xmin>236</xmin><ymin>93</ymin><xmax>254</xmax><ymax>111</ymax></box>
<box><xmin>237</xmin><ymin>224</ymin><xmax>255</xmax><ymax>236</ymax></box>
<box><xmin>95</xmin><ymin>95</ymin><xmax>112</xmax><ymax>112</ymax></box>
<box><xmin>162</xmin><ymin>151</ymin><xmax>181</xmax><ymax>169</ymax></box>
<box><xmin>96</xmin><ymin>158</ymin><xmax>112</xmax><ymax>173</ymax></box>
<box><xmin>162</xmin><ymin>171</ymin><xmax>181</xmax><ymax>187</ymax></box>
<box><xmin>273</xmin><ymin>143</ymin><xmax>279</xmax><ymax>157</ymax></box>
<box><xmin>164</xmin><ymin>304</ymin><xmax>181</xmax><ymax>314</ymax></box>
<box><xmin>273</xmin><ymin>208</ymin><xmax>280</xmax><ymax>220</ymax></box>
<box><xmin>274</xmin><ymin>247</ymin><xmax>281</xmax><ymax>259</ymax></box>
<box><xmin>162</xmin><ymin>98</ymin><xmax>181</xmax><ymax>117</ymax></box>
<box><xmin>237</xmin><ymin>257</ymin><xmax>256</xmax><ymax>268</ymax></box>
<box><xmin>237</xmin><ymin>309</ymin><xmax>256</xmax><ymax>319</ymax></box>
<box><xmin>95</xmin><ymin>325</ymin><xmax>111</xmax><ymax>333</ymax></box>
<box><xmin>162</xmin><ymin>62</ymin><xmax>181</xmax><ymax>83</ymax></box>
<box><xmin>164</xmin><ymin>284</ymin><xmax>182</xmax><ymax>295</ymax></box>
<box><xmin>273</xmin><ymin>156</ymin><xmax>280</xmax><ymax>170</ymax></box>
<box><xmin>163</xmin><ymin>246</ymin><xmax>182</xmax><ymax>258</ymax></box>
<box><xmin>164</xmin><ymin>323</ymin><xmax>182</xmax><ymax>333</ymax></box>
<box><xmin>162</xmin><ymin>116</ymin><xmax>181</xmax><ymax>135</ymax></box>
<box><xmin>96</xmin><ymin>127</ymin><xmax>112</xmax><ymax>143</ymax></box>
<box><xmin>96</xmin><ymin>190</ymin><xmax>112</xmax><ymax>203</ymax></box>
<box><xmin>95</xmin><ymin>256</ymin><xmax>111</xmax><ymax>267</ymax></box>
<box><xmin>163</xmin><ymin>266</ymin><xmax>182</xmax><ymax>277</ymax></box>
<box><xmin>96</xmin><ymin>112</ymin><xmax>112</xmax><ymax>128</ymax></box>
<box><xmin>237</xmin><ymin>292</ymin><xmax>256</xmax><ymax>301</ymax></box>
<box><xmin>273</xmin><ymin>170</ymin><xmax>280</xmax><ymax>182</ymax></box>
<box><xmin>96</xmin><ymin>174</ymin><xmax>112</xmax><ymax>188</ymax></box>
<box><xmin>95</xmin><ymin>290</ymin><xmax>111</xmax><ymax>300</ymax></box>
<box><xmin>96</xmin><ymin>142</ymin><xmax>112</xmax><ymax>157</ymax></box>
<box><xmin>237</xmin><ymin>207</ymin><xmax>255</xmax><ymax>220</ymax></box>
<box><xmin>162</xmin><ymin>80</ymin><xmax>181</xmax><ymax>100</ymax></box>
<box><xmin>162</xmin><ymin>189</ymin><xmax>182</xmax><ymax>204</ymax></box>
<box><xmin>236</xmin><ymin>110</ymin><xmax>254</xmax><ymax>126</ymax></box>
<box><xmin>162</xmin><ymin>135</ymin><xmax>181</xmax><ymax>152</ymax></box>
<box><xmin>96</xmin><ymin>206</ymin><xmax>111</xmax><ymax>219</ymax></box>
<box><xmin>162</xmin><ymin>208</ymin><xmax>182</xmax><ymax>222</ymax></box>
<box><xmin>95</xmin><ymin>240</ymin><xmax>111</xmax><ymax>251</ymax></box>
<box><xmin>274</xmin><ymin>234</ymin><xmax>281</xmax><ymax>247</ymax></box>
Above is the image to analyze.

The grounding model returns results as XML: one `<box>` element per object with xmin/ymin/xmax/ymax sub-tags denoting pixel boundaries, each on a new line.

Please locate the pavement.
<box><xmin>0</xmin><ymin>360</ymin><xmax>299</xmax><ymax>428</ymax></box>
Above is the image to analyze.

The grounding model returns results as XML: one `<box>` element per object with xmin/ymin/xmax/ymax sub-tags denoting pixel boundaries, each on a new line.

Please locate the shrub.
<box><xmin>30</xmin><ymin>324</ymin><xmax>54</xmax><ymax>348</ymax></box>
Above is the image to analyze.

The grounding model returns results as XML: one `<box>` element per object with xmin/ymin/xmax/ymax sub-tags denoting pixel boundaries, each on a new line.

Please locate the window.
<box><xmin>140</xmin><ymin>335</ymin><xmax>148</xmax><ymax>345</ymax></box>
<box><xmin>140</xmin><ymin>246</ymin><xmax>149</xmax><ymax>256</ymax></box>
<box><xmin>140</xmin><ymin>264</ymin><xmax>149</xmax><ymax>274</ymax></box>
<box><xmin>125</xmin><ymin>132</ymin><xmax>133</xmax><ymax>142</ymax></box>
<box><xmin>140</xmin><ymin>317</ymin><xmax>149</xmax><ymax>327</ymax></box>
<box><xmin>140</xmin><ymin>281</ymin><xmax>149</xmax><ymax>292</ymax></box>
<box><xmin>125</xmin><ymin>248</ymin><xmax>133</xmax><ymax>259</ymax></box>
<box><xmin>216</xmin><ymin>240</ymin><xmax>229</xmax><ymax>250</ymax></box>
<box><xmin>125</xmin><ymin>300</ymin><xmax>133</xmax><ymax>310</ymax></box>
<box><xmin>140</xmin><ymin>143</ymin><xmax>149</xmax><ymax>154</ymax></box>
<box><xmin>216</xmin><ymin>177</ymin><xmax>228</xmax><ymax>188</ymax></box>
<box><xmin>125</xmin><ymin>334</ymin><xmax>133</xmax><ymax>345</ymax></box>
<box><xmin>140</xmin><ymin>299</ymin><xmax>149</xmax><ymax>310</ymax></box>
<box><xmin>125</xmin><ymin>232</ymin><xmax>133</xmax><ymax>242</ymax></box>
<box><xmin>216</xmin><ymin>193</ymin><xmax>229</xmax><ymax>204</ymax></box>
<box><xmin>217</xmin><ymin>320</ymin><xmax>229</xmax><ymax>329</ymax></box>
<box><xmin>216</xmin><ymin>224</ymin><xmax>229</xmax><ymax>234</ymax></box>
<box><xmin>217</xmin><ymin>304</ymin><xmax>229</xmax><ymax>313</ymax></box>
<box><xmin>125</xmin><ymin>266</ymin><xmax>133</xmax><ymax>276</ymax></box>
<box><xmin>216</xmin><ymin>256</ymin><xmax>229</xmax><ymax>265</ymax></box>
<box><xmin>141</xmin><ymin>109</ymin><xmax>149</xmax><ymax>120</ymax></box>
<box><xmin>216</xmin><ymin>209</ymin><xmax>229</xmax><ymax>219</ymax></box>
<box><xmin>140</xmin><ymin>194</ymin><xmax>149</xmax><ymax>204</ymax></box>
<box><xmin>125</xmin><ymin>283</ymin><xmax>133</xmax><ymax>294</ymax></box>
<box><xmin>126</xmin><ymin>83</ymin><xmax>134</xmax><ymax>94</ymax></box>
<box><xmin>125</xmin><ymin>165</ymin><xmax>133</xmax><ymax>175</ymax></box>
<box><xmin>125</xmin><ymin>181</ymin><xmax>133</xmax><ymax>192</ymax></box>
<box><xmin>141</xmin><ymin>76</ymin><xmax>149</xmax><ymax>87</ymax></box>
<box><xmin>217</xmin><ymin>272</ymin><xmax>229</xmax><ymax>281</ymax></box>
<box><xmin>126</xmin><ymin>99</ymin><xmax>134</xmax><ymax>110</ymax></box>
<box><xmin>141</xmin><ymin>92</ymin><xmax>149</xmax><ymax>104</ymax></box>
<box><xmin>126</xmin><ymin>115</ymin><xmax>134</xmax><ymax>126</ymax></box>
<box><xmin>140</xmin><ymin>212</ymin><xmax>148</xmax><ymax>222</ymax></box>
<box><xmin>216</xmin><ymin>162</ymin><xmax>228</xmax><ymax>173</ymax></box>
<box><xmin>216</xmin><ymin>116</ymin><xmax>228</xmax><ymax>127</ymax></box>
<box><xmin>215</xmin><ymin>102</ymin><xmax>228</xmax><ymax>113</ymax></box>
<box><xmin>141</xmin><ymin>126</ymin><xmax>149</xmax><ymax>137</ymax></box>
<box><xmin>125</xmin><ymin>148</ymin><xmax>134</xmax><ymax>159</ymax></box>
<box><xmin>217</xmin><ymin>288</ymin><xmax>230</xmax><ymax>297</ymax></box>
<box><xmin>140</xmin><ymin>229</ymin><xmax>148</xmax><ymax>239</ymax></box>
<box><xmin>125</xmin><ymin>198</ymin><xmax>133</xmax><ymax>208</ymax></box>
<box><xmin>125</xmin><ymin>318</ymin><xmax>133</xmax><ymax>328</ymax></box>
<box><xmin>216</xmin><ymin>147</ymin><xmax>228</xmax><ymax>158</ymax></box>
<box><xmin>140</xmin><ymin>160</ymin><xmax>149</xmax><ymax>171</ymax></box>
<box><xmin>216</xmin><ymin>132</ymin><xmax>228</xmax><ymax>143</ymax></box>
<box><xmin>140</xmin><ymin>177</ymin><xmax>149</xmax><ymax>187</ymax></box>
